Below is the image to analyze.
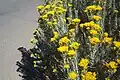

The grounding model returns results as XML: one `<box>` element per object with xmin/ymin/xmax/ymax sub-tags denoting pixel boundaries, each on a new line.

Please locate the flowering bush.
<box><xmin>16</xmin><ymin>0</ymin><xmax>120</xmax><ymax>80</ymax></box>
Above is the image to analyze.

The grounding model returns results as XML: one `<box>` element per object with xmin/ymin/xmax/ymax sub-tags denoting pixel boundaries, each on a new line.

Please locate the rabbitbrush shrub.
<box><xmin>16</xmin><ymin>0</ymin><xmax>120</xmax><ymax>80</ymax></box>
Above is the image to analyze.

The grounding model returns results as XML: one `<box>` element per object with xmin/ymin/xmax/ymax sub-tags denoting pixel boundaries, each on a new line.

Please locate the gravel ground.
<box><xmin>0</xmin><ymin>0</ymin><xmax>43</xmax><ymax>80</ymax></box>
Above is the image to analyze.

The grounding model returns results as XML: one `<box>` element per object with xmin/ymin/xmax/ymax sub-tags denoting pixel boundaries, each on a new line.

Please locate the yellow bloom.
<box><xmin>90</xmin><ymin>37</ymin><xmax>100</xmax><ymax>45</ymax></box>
<box><xmin>51</xmin><ymin>4</ymin><xmax>55</xmax><ymax>8</ymax></box>
<box><xmin>70</xmin><ymin>42</ymin><xmax>80</xmax><ymax>49</ymax></box>
<box><xmin>53</xmin><ymin>31</ymin><xmax>59</xmax><ymax>38</ymax></box>
<box><xmin>36</xmin><ymin>5</ymin><xmax>44</xmax><ymax>10</ymax></box>
<box><xmin>34</xmin><ymin>64</ymin><xmax>37</xmax><ymax>67</ymax></box>
<box><xmin>47</xmin><ymin>11</ymin><xmax>55</xmax><ymax>15</ymax></box>
<box><xmin>53</xmin><ymin>22</ymin><xmax>57</xmax><ymax>25</ymax></box>
<box><xmin>55</xmin><ymin>7</ymin><xmax>66</xmax><ymax>14</ymax></box>
<box><xmin>92</xmin><ymin>15</ymin><xmax>102</xmax><ymax>21</ymax></box>
<box><xmin>86</xmin><ymin>5</ymin><xmax>96</xmax><ymax>12</ymax></box>
<box><xmin>117</xmin><ymin>58</ymin><xmax>120</xmax><ymax>64</ymax></box>
<box><xmin>30</xmin><ymin>53</ymin><xmax>34</xmax><ymax>57</ymax></box>
<box><xmin>88</xmin><ymin>21</ymin><xmax>95</xmax><ymax>26</ymax></box>
<box><xmin>103</xmin><ymin>32</ymin><xmax>109</xmax><ymax>37</ymax></box>
<box><xmin>86</xmin><ymin>27</ymin><xmax>90</xmax><ymax>30</ymax></box>
<box><xmin>79</xmin><ymin>58</ymin><xmax>89</xmax><ymax>69</ymax></box>
<box><xmin>67</xmin><ymin>50</ymin><xmax>76</xmax><ymax>56</ymax></box>
<box><xmin>80</xmin><ymin>24</ymin><xmax>84</xmax><ymax>28</ymax></box>
<box><xmin>50</xmin><ymin>31</ymin><xmax>59</xmax><ymax>42</ymax></box>
<box><xmin>102</xmin><ymin>37</ymin><xmax>112</xmax><ymax>44</ymax></box>
<box><xmin>45</xmin><ymin>5</ymin><xmax>51</xmax><ymax>9</ymax></box>
<box><xmin>95</xmin><ymin>5</ymin><xmax>102</xmax><ymax>11</ymax></box>
<box><xmin>59</xmin><ymin>37</ymin><xmax>70</xmax><ymax>45</ymax></box>
<box><xmin>58</xmin><ymin>1</ymin><xmax>63</xmax><ymax>4</ymax></box>
<box><xmin>85</xmin><ymin>5</ymin><xmax>102</xmax><ymax>12</ymax></box>
<box><xmin>92</xmin><ymin>23</ymin><xmax>102</xmax><ymax>31</ymax></box>
<box><xmin>68</xmin><ymin>71</ymin><xmax>77</xmax><ymax>80</ymax></box>
<box><xmin>105</xmin><ymin>61</ymin><xmax>118</xmax><ymax>73</ymax></box>
<box><xmin>84</xmin><ymin>10</ymin><xmax>88</xmax><ymax>13</ymax></box>
<box><xmin>114</xmin><ymin>10</ymin><xmax>119</xmax><ymax>13</ymax></box>
<box><xmin>83</xmin><ymin>21</ymin><xmax>102</xmax><ymax>31</ymax></box>
<box><xmin>109</xmin><ymin>61</ymin><xmax>118</xmax><ymax>69</ymax></box>
<box><xmin>63</xmin><ymin>19</ymin><xmax>66</xmax><ymax>22</ymax></box>
<box><xmin>69</xmin><ymin>29</ymin><xmax>75</xmax><ymax>33</ymax></box>
<box><xmin>72</xmin><ymin>18</ymin><xmax>81</xmax><ymax>23</ymax></box>
<box><xmin>88</xmin><ymin>36</ymin><xmax>91</xmax><ymax>39</ymax></box>
<box><xmin>81</xmin><ymin>72</ymin><xmax>96</xmax><ymax>80</ymax></box>
<box><xmin>64</xmin><ymin>64</ymin><xmax>70</xmax><ymax>69</ymax></box>
<box><xmin>57</xmin><ymin>46</ymin><xmax>68</xmax><ymax>53</ymax></box>
<box><xmin>47</xmin><ymin>21</ymin><xmax>52</xmax><ymax>26</ymax></box>
<box><xmin>89</xmin><ymin>30</ymin><xmax>98</xmax><ymax>35</ymax></box>
<box><xmin>68</xmin><ymin>29</ymin><xmax>75</xmax><ymax>36</ymax></box>
<box><xmin>53</xmin><ymin>19</ymin><xmax>57</xmax><ymax>22</ymax></box>
<box><xmin>113</xmin><ymin>41</ymin><xmax>120</xmax><ymax>48</ymax></box>
<box><xmin>68</xmin><ymin>3</ymin><xmax>72</xmax><ymax>7</ymax></box>
<box><xmin>50</xmin><ymin>38</ymin><xmax>56</xmax><ymax>42</ymax></box>
<box><xmin>41</xmin><ymin>14</ymin><xmax>48</xmax><ymax>20</ymax></box>
<box><xmin>105</xmin><ymin>61</ymin><xmax>118</xmax><ymax>69</ymax></box>
<box><xmin>66</xmin><ymin>17</ymin><xmax>71</xmax><ymax>20</ymax></box>
<box><xmin>53</xmin><ymin>68</ymin><xmax>57</xmax><ymax>72</ymax></box>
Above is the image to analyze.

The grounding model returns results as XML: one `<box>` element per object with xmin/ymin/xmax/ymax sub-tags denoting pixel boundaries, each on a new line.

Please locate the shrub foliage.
<box><xmin>16</xmin><ymin>0</ymin><xmax>120</xmax><ymax>80</ymax></box>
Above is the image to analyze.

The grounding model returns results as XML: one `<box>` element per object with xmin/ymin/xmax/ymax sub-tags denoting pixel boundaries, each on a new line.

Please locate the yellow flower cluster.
<box><xmin>70</xmin><ymin>42</ymin><xmax>80</xmax><ymax>50</ymax></box>
<box><xmin>53</xmin><ymin>68</ymin><xmax>57</xmax><ymax>72</ymax></box>
<box><xmin>105</xmin><ymin>61</ymin><xmax>118</xmax><ymax>73</ymax></box>
<box><xmin>57</xmin><ymin>36</ymin><xmax>70</xmax><ymax>53</ymax></box>
<box><xmin>81</xmin><ymin>5</ymin><xmax>102</xmax><ymax>46</ymax></box>
<box><xmin>57</xmin><ymin>37</ymin><xmax>80</xmax><ymax>57</ymax></box>
<box><xmin>92</xmin><ymin>15</ymin><xmax>102</xmax><ymax>21</ymax></box>
<box><xmin>40</xmin><ymin>14</ymin><xmax>48</xmax><ymax>20</ymax></box>
<box><xmin>102</xmin><ymin>32</ymin><xmax>112</xmax><ymax>44</ymax></box>
<box><xmin>47</xmin><ymin>21</ymin><xmax>52</xmax><ymax>26</ymax></box>
<box><xmin>69</xmin><ymin>29</ymin><xmax>75</xmax><ymax>33</ymax></box>
<box><xmin>57</xmin><ymin>46</ymin><xmax>68</xmax><ymax>53</ymax></box>
<box><xmin>90</xmin><ymin>37</ymin><xmax>100</xmax><ymax>45</ymax></box>
<box><xmin>64</xmin><ymin>64</ymin><xmax>70</xmax><ymax>69</ymax></box>
<box><xmin>68</xmin><ymin>3</ymin><xmax>72</xmax><ymax>7</ymax></box>
<box><xmin>116</xmin><ymin>58</ymin><xmax>120</xmax><ymax>64</ymax></box>
<box><xmin>36</xmin><ymin>5</ymin><xmax>44</xmax><ymax>10</ymax></box>
<box><xmin>59</xmin><ymin>36</ymin><xmax>70</xmax><ymax>45</ymax></box>
<box><xmin>113</xmin><ymin>41</ymin><xmax>120</xmax><ymax>49</ymax></box>
<box><xmin>57</xmin><ymin>35</ymin><xmax>80</xmax><ymax>57</ymax></box>
<box><xmin>45</xmin><ymin>5</ymin><xmax>51</xmax><ymax>10</ymax></box>
<box><xmin>81</xmin><ymin>72</ymin><xmax>96</xmax><ymax>80</ymax></box>
<box><xmin>79</xmin><ymin>58</ymin><xmax>89</xmax><ymax>69</ymax></box>
<box><xmin>47</xmin><ymin>19</ymin><xmax>57</xmax><ymax>26</ymax></box>
<box><xmin>89</xmin><ymin>29</ymin><xmax>98</xmax><ymax>35</ymax></box>
<box><xmin>50</xmin><ymin>31</ymin><xmax>59</xmax><ymax>42</ymax></box>
<box><xmin>72</xmin><ymin>18</ymin><xmax>81</xmax><ymax>24</ymax></box>
<box><xmin>33</xmin><ymin>61</ymin><xmax>37</xmax><ymax>67</ymax></box>
<box><xmin>47</xmin><ymin>11</ymin><xmax>55</xmax><ymax>16</ymax></box>
<box><xmin>102</xmin><ymin>37</ymin><xmax>112</xmax><ymax>44</ymax></box>
<box><xmin>80</xmin><ymin>21</ymin><xmax>102</xmax><ymax>32</ymax></box>
<box><xmin>37</xmin><ymin>0</ymin><xmax>66</xmax><ymax>21</ymax></box>
<box><xmin>67</xmin><ymin>50</ymin><xmax>76</xmax><ymax>56</ymax></box>
<box><xmin>54</xmin><ymin>7</ymin><xmax>67</xmax><ymax>15</ymax></box>
<box><xmin>114</xmin><ymin>10</ymin><xmax>119</xmax><ymax>13</ymax></box>
<box><xmin>84</xmin><ymin>5</ymin><xmax>102</xmax><ymax>12</ymax></box>
<box><xmin>103</xmin><ymin>32</ymin><xmax>109</xmax><ymax>37</ymax></box>
<box><xmin>68</xmin><ymin>71</ymin><xmax>77</xmax><ymax>80</ymax></box>
<box><xmin>68</xmin><ymin>29</ymin><xmax>75</xmax><ymax>36</ymax></box>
